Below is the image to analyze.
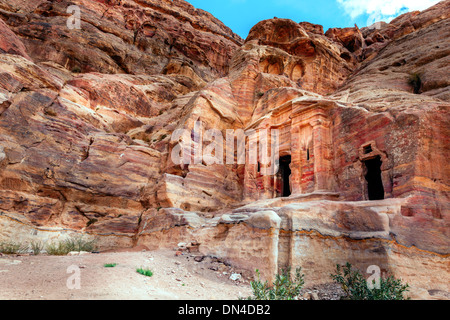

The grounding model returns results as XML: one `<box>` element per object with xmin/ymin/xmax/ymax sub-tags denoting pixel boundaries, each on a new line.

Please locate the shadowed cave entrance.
<box><xmin>364</xmin><ymin>156</ymin><xmax>385</xmax><ymax>200</ymax></box>
<box><xmin>280</xmin><ymin>155</ymin><xmax>292</xmax><ymax>197</ymax></box>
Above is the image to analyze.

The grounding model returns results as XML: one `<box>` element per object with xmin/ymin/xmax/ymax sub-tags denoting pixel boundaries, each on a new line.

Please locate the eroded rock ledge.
<box><xmin>0</xmin><ymin>0</ymin><xmax>448</xmax><ymax>296</ymax></box>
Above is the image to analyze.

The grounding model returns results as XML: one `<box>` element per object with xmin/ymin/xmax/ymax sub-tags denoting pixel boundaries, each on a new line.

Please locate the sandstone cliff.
<box><xmin>0</xmin><ymin>0</ymin><xmax>448</xmax><ymax>297</ymax></box>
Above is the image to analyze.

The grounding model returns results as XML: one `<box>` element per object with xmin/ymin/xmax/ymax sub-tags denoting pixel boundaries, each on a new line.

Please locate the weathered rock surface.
<box><xmin>246</xmin><ymin>18</ymin><xmax>357</xmax><ymax>96</ymax></box>
<box><xmin>0</xmin><ymin>0</ymin><xmax>242</xmax><ymax>81</ymax></box>
<box><xmin>0</xmin><ymin>18</ymin><xmax>31</xmax><ymax>60</ymax></box>
<box><xmin>0</xmin><ymin>0</ymin><xmax>448</xmax><ymax>299</ymax></box>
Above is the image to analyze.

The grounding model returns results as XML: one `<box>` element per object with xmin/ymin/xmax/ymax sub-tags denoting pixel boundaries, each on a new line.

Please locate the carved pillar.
<box><xmin>290</xmin><ymin>125</ymin><xmax>302</xmax><ymax>195</ymax></box>
<box><xmin>310</xmin><ymin>118</ymin><xmax>332</xmax><ymax>192</ymax></box>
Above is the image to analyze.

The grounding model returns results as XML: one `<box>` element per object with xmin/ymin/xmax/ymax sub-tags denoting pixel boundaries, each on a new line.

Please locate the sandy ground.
<box><xmin>0</xmin><ymin>249</ymin><xmax>253</xmax><ymax>300</ymax></box>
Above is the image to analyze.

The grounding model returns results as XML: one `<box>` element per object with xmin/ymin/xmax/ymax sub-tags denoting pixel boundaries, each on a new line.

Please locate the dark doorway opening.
<box><xmin>280</xmin><ymin>155</ymin><xmax>291</xmax><ymax>197</ymax></box>
<box><xmin>364</xmin><ymin>156</ymin><xmax>385</xmax><ymax>200</ymax></box>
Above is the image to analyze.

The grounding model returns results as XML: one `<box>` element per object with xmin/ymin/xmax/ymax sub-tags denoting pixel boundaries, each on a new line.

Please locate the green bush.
<box><xmin>66</xmin><ymin>235</ymin><xmax>97</xmax><ymax>252</ymax></box>
<box><xmin>46</xmin><ymin>240</ymin><xmax>71</xmax><ymax>256</ymax></box>
<box><xmin>46</xmin><ymin>235</ymin><xmax>97</xmax><ymax>256</ymax></box>
<box><xmin>244</xmin><ymin>267</ymin><xmax>305</xmax><ymax>300</ymax></box>
<box><xmin>0</xmin><ymin>241</ymin><xmax>29</xmax><ymax>254</ymax></box>
<box><xmin>136</xmin><ymin>267</ymin><xmax>153</xmax><ymax>277</ymax></box>
<box><xmin>71</xmin><ymin>66</ymin><xmax>82</xmax><ymax>73</ymax></box>
<box><xmin>408</xmin><ymin>72</ymin><xmax>422</xmax><ymax>94</ymax></box>
<box><xmin>331</xmin><ymin>262</ymin><xmax>409</xmax><ymax>300</ymax></box>
<box><xmin>30</xmin><ymin>240</ymin><xmax>44</xmax><ymax>255</ymax></box>
<box><xmin>104</xmin><ymin>263</ymin><xmax>118</xmax><ymax>268</ymax></box>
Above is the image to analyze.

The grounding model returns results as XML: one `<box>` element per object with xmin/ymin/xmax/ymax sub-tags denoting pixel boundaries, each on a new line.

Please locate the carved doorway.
<box><xmin>364</xmin><ymin>156</ymin><xmax>385</xmax><ymax>200</ymax></box>
<box><xmin>280</xmin><ymin>155</ymin><xmax>292</xmax><ymax>197</ymax></box>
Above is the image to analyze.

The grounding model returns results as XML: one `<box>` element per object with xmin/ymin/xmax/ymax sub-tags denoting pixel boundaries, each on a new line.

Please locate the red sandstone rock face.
<box><xmin>0</xmin><ymin>19</ymin><xmax>31</xmax><ymax>60</ymax></box>
<box><xmin>329</xmin><ymin>0</ymin><xmax>450</xmax><ymax>66</ymax></box>
<box><xmin>299</xmin><ymin>22</ymin><xmax>324</xmax><ymax>35</ymax></box>
<box><xmin>246</xmin><ymin>18</ymin><xmax>357</xmax><ymax>95</ymax></box>
<box><xmin>0</xmin><ymin>0</ymin><xmax>449</xmax><ymax>294</ymax></box>
<box><xmin>335</xmin><ymin>18</ymin><xmax>450</xmax><ymax>102</ymax></box>
<box><xmin>325</xmin><ymin>25</ymin><xmax>365</xmax><ymax>56</ymax></box>
<box><xmin>0</xmin><ymin>0</ymin><xmax>242</xmax><ymax>81</ymax></box>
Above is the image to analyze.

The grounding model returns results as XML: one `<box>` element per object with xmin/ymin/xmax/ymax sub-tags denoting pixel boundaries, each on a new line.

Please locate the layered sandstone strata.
<box><xmin>0</xmin><ymin>0</ymin><xmax>448</xmax><ymax>298</ymax></box>
<box><xmin>0</xmin><ymin>0</ymin><xmax>242</xmax><ymax>81</ymax></box>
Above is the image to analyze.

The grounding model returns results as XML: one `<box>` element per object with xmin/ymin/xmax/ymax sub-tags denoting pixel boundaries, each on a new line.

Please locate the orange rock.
<box><xmin>0</xmin><ymin>0</ymin><xmax>448</xmax><ymax>296</ymax></box>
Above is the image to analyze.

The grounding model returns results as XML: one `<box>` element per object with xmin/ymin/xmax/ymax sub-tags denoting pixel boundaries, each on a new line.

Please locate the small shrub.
<box><xmin>69</xmin><ymin>235</ymin><xmax>97</xmax><ymax>252</ymax></box>
<box><xmin>30</xmin><ymin>241</ymin><xmax>44</xmax><ymax>255</ymax></box>
<box><xmin>46</xmin><ymin>235</ymin><xmax>97</xmax><ymax>256</ymax></box>
<box><xmin>104</xmin><ymin>263</ymin><xmax>118</xmax><ymax>268</ymax></box>
<box><xmin>136</xmin><ymin>267</ymin><xmax>153</xmax><ymax>277</ymax></box>
<box><xmin>63</xmin><ymin>237</ymin><xmax>77</xmax><ymax>252</ymax></box>
<box><xmin>331</xmin><ymin>262</ymin><xmax>409</xmax><ymax>300</ymax></box>
<box><xmin>71</xmin><ymin>66</ymin><xmax>82</xmax><ymax>73</ymax></box>
<box><xmin>78</xmin><ymin>236</ymin><xmax>97</xmax><ymax>252</ymax></box>
<box><xmin>46</xmin><ymin>240</ymin><xmax>71</xmax><ymax>256</ymax></box>
<box><xmin>408</xmin><ymin>72</ymin><xmax>422</xmax><ymax>94</ymax></box>
<box><xmin>0</xmin><ymin>241</ymin><xmax>29</xmax><ymax>254</ymax></box>
<box><xmin>244</xmin><ymin>267</ymin><xmax>305</xmax><ymax>300</ymax></box>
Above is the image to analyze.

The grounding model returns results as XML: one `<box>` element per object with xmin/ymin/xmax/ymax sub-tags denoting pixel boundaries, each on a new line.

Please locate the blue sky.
<box><xmin>186</xmin><ymin>0</ymin><xmax>441</xmax><ymax>39</ymax></box>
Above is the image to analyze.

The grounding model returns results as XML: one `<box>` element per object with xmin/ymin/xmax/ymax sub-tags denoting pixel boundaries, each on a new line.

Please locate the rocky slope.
<box><xmin>0</xmin><ymin>0</ymin><xmax>448</xmax><ymax>298</ymax></box>
<box><xmin>0</xmin><ymin>0</ymin><xmax>242</xmax><ymax>81</ymax></box>
<box><xmin>0</xmin><ymin>0</ymin><xmax>242</xmax><ymax>235</ymax></box>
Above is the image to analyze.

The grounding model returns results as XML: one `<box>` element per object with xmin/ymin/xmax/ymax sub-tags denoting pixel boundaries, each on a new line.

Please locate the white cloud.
<box><xmin>337</xmin><ymin>0</ymin><xmax>441</xmax><ymax>25</ymax></box>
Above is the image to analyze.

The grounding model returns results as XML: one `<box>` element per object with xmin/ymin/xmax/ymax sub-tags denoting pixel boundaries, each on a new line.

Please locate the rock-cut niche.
<box><xmin>364</xmin><ymin>155</ymin><xmax>385</xmax><ymax>200</ymax></box>
<box><xmin>279</xmin><ymin>155</ymin><xmax>292</xmax><ymax>197</ymax></box>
